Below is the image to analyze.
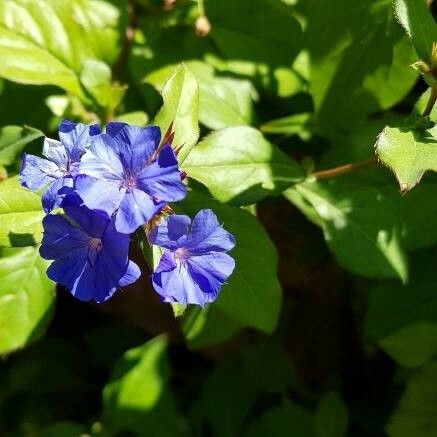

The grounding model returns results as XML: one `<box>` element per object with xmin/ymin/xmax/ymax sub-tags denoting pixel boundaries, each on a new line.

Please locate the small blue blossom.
<box><xmin>150</xmin><ymin>209</ymin><xmax>236</xmax><ymax>306</ymax></box>
<box><xmin>20</xmin><ymin>120</ymin><xmax>100</xmax><ymax>213</ymax></box>
<box><xmin>75</xmin><ymin>122</ymin><xmax>186</xmax><ymax>234</ymax></box>
<box><xmin>40</xmin><ymin>192</ymin><xmax>140</xmax><ymax>303</ymax></box>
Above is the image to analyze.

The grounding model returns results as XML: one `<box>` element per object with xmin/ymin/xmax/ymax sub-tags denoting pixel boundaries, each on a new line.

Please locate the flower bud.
<box><xmin>195</xmin><ymin>15</ymin><xmax>211</xmax><ymax>37</ymax></box>
<box><xmin>411</xmin><ymin>60</ymin><xmax>437</xmax><ymax>88</ymax></box>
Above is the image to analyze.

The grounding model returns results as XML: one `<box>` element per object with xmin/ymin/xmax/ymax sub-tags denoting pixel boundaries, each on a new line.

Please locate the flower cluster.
<box><xmin>21</xmin><ymin>120</ymin><xmax>236</xmax><ymax>306</ymax></box>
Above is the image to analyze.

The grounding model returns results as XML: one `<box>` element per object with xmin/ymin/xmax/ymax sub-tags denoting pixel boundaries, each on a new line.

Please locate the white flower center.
<box><xmin>174</xmin><ymin>247</ymin><xmax>189</xmax><ymax>263</ymax></box>
<box><xmin>89</xmin><ymin>238</ymin><xmax>103</xmax><ymax>251</ymax></box>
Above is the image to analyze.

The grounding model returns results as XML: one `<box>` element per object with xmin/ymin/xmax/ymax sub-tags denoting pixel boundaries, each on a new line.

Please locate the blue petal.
<box><xmin>106</xmin><ymin>121</ymin><xmax>127</xmax><ymax>138</ymax></box>
<box><xmin>115</xmin><ymin>188</ymin><xmax>165</xmax><ymax>234</ymax></box>
<box><xmin>186</xmin><ymin>209</ymin><xmax>236</xmax><ymax>254</ymax></box>
<box><xmin>80</xmin><ymin>134</ymin><xmax>124</xmax><ymax>181</ymax></box>
<box><xmin>59</xmin><ymin>120</ymin><xmax>100</xmax><ymax>161</ymax></box>
<box><xmin>62</xmin><ymin>192</ymin><xmax>111</xmax><ymax>237</ymax></box>
<box><xmin>119</xmin><ymin>260</ymin><xmax>141</xmax><ymax>288</ymax></box>
<box><xmin>100</xmin><ymin>220</ymin><xmax>141</xmax><ymax>294</ymax></box>
<box><xmin>40</xmin><ymin>214</ymin><xmax>89</xmax><ymax>260</ymax></box>
<box><xmin>42</xmin><ymin>192</ymin><xmax>139</xmax><ymax>303</ymax></box>
<box><xmin>42</xmin><ymin>138</ymin><xmax>68</xmax><ymax>168</ymax></box>
<box><xmin>152</xmin><ymin>255</ymin><xmax>210</xmax><ymax>306</ymax></box>
<box><xmin>20</xmin><ymin>153</ymin><xmax>62</xmax><ymax>191</ymax></box>
<box><xmin>167</xmin><ymin>214</ymin><xmax>191</xmax><ymax>240</ymax></box>
<box><xmin>154</xmin><ymin>250</ymin><xmax>177</xmax><ymax>274</ymax></box>
<box><xmin>136</xmin><ymin>146</ymin><xmax>187</xmax><ymax>202</ymax></box>
<box><xmin>109</xmin><ymin>124</ymin><xmax>161</xmax><ymax>173</ymax></box>
<box><xmin>46</xmin><ymin>255</ymin><xmax>93</xmax><ymax>301</ymax></box>
<box><xmin>42</xmin><ymin>177</ymin><xmax>73</xmax><ymax>213</ymax></box>
<box><xmin>89</xmin><ymin>124</ymin><xmax>101</xmax><ymax>136</ymax></box>
<box><xmin>157</xmin><ymin>143</ymin><xmax>178</xmax><ymax>167</ymax></box>
<box><xmin>92</xmin><ymin>252</ymin><xmax>128</xmax><ymax>303</ymax></box>
<box><xmin>101</xmin><ymin>219</ymin><xmax>130</xmax><ymax>255</ymax></box>
<box><xmin>75</xmin><ymin>175</ymin><xmax>125</xmax><ymax>218</ymax></box>
<box><xmin>187</xmin><ymin>252</ymin><xmax>235</xmax><ymax>299</ymax></box>
<box><xmin>81</xmin><ymin>224</ymin><xmax>138</xmax><ymax>302</ymax></box>
<box><xmin>48</xmin><ymin>254</ymin><xmax>117</xmax><ymax>303</ymax></box>
<box><xmin>46</xmin><ymin>227</ymin><xmax>138</xmax><ymax>303</ymax></box>
<box><xmin>149</xmin><ymin>214</ymin><xmax>191</xmax><ymax>249</ymax></box>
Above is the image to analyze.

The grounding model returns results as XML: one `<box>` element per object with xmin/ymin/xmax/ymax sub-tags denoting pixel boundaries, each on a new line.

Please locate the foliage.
<box><xmin>2</xmin><ymin>0</ymin><xmax>437</xmax><ymax>436</ymax></box>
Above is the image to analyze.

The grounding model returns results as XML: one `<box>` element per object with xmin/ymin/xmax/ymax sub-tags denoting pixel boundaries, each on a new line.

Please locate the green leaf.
<box><xmin>192</xmin><ymin>64</ymin><xmax>255</xmax><ymax>130</ymax></box>
<box><xmin>194</xmin><ymin>356</ymin><xmax>258</xmax><ymax>436</ymax></box>
<box><xmin>182</xmin><ymin>305</ymin><xmax>242</xmax><ymax>349</ymax></box>
<box><xmin>293</xmin><ymin>179</ymin><xmax>408</xmax><ymax>281</ymax></box>
<box><xmin>308</xmin><ymin>0</ymin><xmax>417</xmax><ymax>133</ymax></box>
<box><xmin>103</xmin><ymin>335</ymin><xmax>188</xmax><ymax>436</ymax></box>
<box><xmin>365</xmin><ymin>248</ymin><xmax>437</xmax><ymax>341</ymax></box>
<box><xmin>315</xmin><ymin>392</ymin><xmax>349</xmax><ymax>437</ymax></box>
<box><xmin>246</xmin><ymin>399</ymin><xmax>314</xmax><ymax>437</ymax></box>
<box><xmin>154</xmin><ymin>64</ymin><xmax>199</xmax><ymax>163</ymax></box>
<box><xmin>197</xmin><ymin>76</ymin><xmax>255</xmax><ymax>130</ymax></box>
<box><xmin>0</xmin><ymin>246</ymin><xmax>54</xmax><ymax>355</ymax></box>
<box><xmin>394</xmin><ymin>0</ymin><xmax>437</xmax><ymax>62</ymax></box>
<box><xmin>375</xmin><ymin>125</ymin><xmax>437</xmax><ymax>192</ymax></box>
<box><xmin>386</xmin><ymin>361</ymin><xmax>437</xmax><ymax>436</ymax></box>
<box><xmin>0</xmin><ymin>26</ymin><xmax>83</xmax><ymax>98</ymax></box>
<box><xmin>206</xmin><ymin>0</ymin><xmax>303</xmax><ymax>68</ymax></box>
<box><xmin>0</xmin><ymin>125</ymin><xmax>43</xmax><ymax>166</ymax></box>
<box><xmin>0</xmin><ymin>0</ymin><xmax>122</xmax><ymax>98</ymax></box>
<box><xmin>379</xmin><ymin>321</ymin><xmax>437</xmax><ymax>368</ymax></box>
<box><xmin>80</xmin><ymin>59</ymin><xmax>126</xmax><ymax>112</ymax></box>
<box><xmin>194</xmin><ymin>342</ymin><xmax>300</xmax><ymax>435</ymax></box>
<box><xmin>414</xmin><ymin>88</ymin><xmax>437</xmax><ymax>121</ymax></box>
<box><xmin>115</xmin><ymin>111</ymin><xmax>149</xmax><ymax>126</ymax></box>
<box><xmin>397</xmin><ymin>180</ymin><xmax>437</xmax><ymax>250</ymax></box>
<box><xmin>145</xmin><ymin>61</ymin><xmax>256</xmax><ymax>130</ymax></box>
<box><xmin>0</xmin><ymin>176</ymin><xmax>45</xmax><ymax>247</ymax></box>
<box><xmin>177</xmin><ymin>190</ymin><xmax>282</xmax><ymax>333</ymax></box>
<box><xmin>38</xmin><ymin>421</ymin><xmax>88</xmax><ymax>437</ymax></box>
<box><xmin>183</xmin><ymin>127</ymin><xmax>304</xmax><ymax>205</ymax></box>
<box><xmin>260</xmin><ymin>113</ymin><xmax>312</xmax><ymax>140</ymax></box>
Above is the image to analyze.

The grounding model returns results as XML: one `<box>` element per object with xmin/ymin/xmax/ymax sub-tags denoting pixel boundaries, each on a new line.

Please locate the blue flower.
<box><xmin>40</xmin><ymin>193</ymin><xmax>140</xmax><ymax>303</ymax></box>
<box><xmin>20</xmin><ymin>120</ymin><xmax>100</xmax><ymax>213</ymax></box>
<box><xmin>150</xmin><ymin>209</ymin><xmax>236</xmax><ymax>306</ymax></box>
<box><xmin>75</xmin><ymin>122</ymin><xmax>186</xmax><ymax>234</ymax></box>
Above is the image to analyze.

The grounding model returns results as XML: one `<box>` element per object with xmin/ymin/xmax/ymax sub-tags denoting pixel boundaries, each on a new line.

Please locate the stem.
<box><xmin>422</xmin><ymin>87</ymin><xmax>437</xmax><ymax>117</ymax></box>
<box><xmin>311</xmin><ymin>157</ymin><xmax>378</xmax><ymax>180</ymax></box>
<box><xmin>197</xmin><ymin>0</ymin><xmax>205</xmax><ymax>16</ymax></box>
<box><xmin>310</xmin><ymin>86</ymin><xmax>436</xmax><ymax>181</ymax></box>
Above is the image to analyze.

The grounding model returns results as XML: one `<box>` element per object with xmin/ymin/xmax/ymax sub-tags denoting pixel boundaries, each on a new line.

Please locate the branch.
<box><xmin>311</xmin><ymin>157</ymin><xmax>378</xmax><ymax>180</ymax></box>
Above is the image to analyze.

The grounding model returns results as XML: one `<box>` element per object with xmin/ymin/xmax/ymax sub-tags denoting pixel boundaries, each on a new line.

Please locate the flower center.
<box><xmin>89</xmin><ymin>238</ymin><xmax>103</xmax><ymax>251</ymax></box>
<box><xmin>174</xmin><ymin>247</ymin><xmax>189</xmax><ymax>263</ymax></box>
<box><xmin>122</xmin><ymin>175</ymin><xmax>137</xmax><ymax>190</ymax></box>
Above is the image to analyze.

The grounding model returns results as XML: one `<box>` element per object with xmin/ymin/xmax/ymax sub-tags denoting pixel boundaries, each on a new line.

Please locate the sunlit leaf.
<box><xmin>103</xmin><ymin>335</ymin><xmax>188</xmax><ymax>436</ymax></box>
<box><xmin>0</xmin><ymin>246</ymin><xmax>54</xmax><ymax>355</ymax></box>
<box><xmin>183</xmin><ymin>127</ymin><xmax>304</xmax><ymax>205</ymax></box>
<box><xmin>0</xmin><ymin>0</ymin><xmax>122</xmax><ymax>99</ymax></box>
<box><xmin>154</xmin><ymin>64</ymin><xmax>199</xmax><ymax>163</ymax></box>
<box><xmin>308</xmin><ymin>0</ymin><xmax>416</xmax><ymax>133</ymax></box>
<box><xmin>375</xmin><ymin>125</ymin><xmax>437</xmax><ymax>192</ymax></box>
<box><xmin>0</xmin><ymin>125</ymin><xmax>43</xmax><ymax>166</ymax></box>
<box><xmin>0</xmin><ymin>177</ymin><xmax>45</xmax><ymax>247</ymax></box>
<box><xmin>293</xmin><ymin>179</ymin><xmax>408</xmax><ymax>281</ymax></box>
<box><xmin>394</xmin><ymin>0</ymin><xmax>437</xmax><ymax>62</ymax></box>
